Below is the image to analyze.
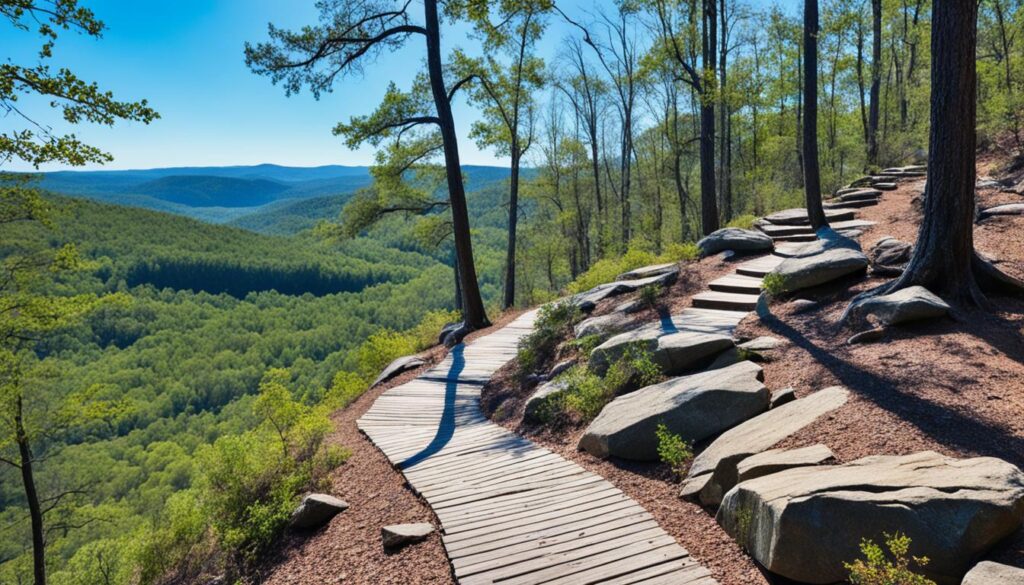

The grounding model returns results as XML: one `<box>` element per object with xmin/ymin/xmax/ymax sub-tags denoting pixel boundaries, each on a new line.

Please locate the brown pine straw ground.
<box><xmin>262</xmin><ymin>155</ymin><xmax>1024</xmax><ymax>584</ymax></box>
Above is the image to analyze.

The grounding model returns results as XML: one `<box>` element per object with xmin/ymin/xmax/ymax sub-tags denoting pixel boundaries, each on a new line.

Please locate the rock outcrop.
<box><xmin>523</xmin><ymin>379</ymin><xmax>568</xmax><ymax>422</ymax></box>
<box><xmin>847</xmin><ymin>285</ymin><xmax>950</xmax><ymax>326</ymax></box>
<box><xmin>681</xmin><ymin>386</ymin><xmax>849</xmax><ymax>506</ymax></box>
<box><xmin>962</xmin><ymin>561</ymin><xmax>1024</xmax><ymax>585</ymax></box>
<box><xmin>574</xmin><ymin>312</ymin><xmax>637</xmax><ymax>340</ymax></box>
<box><xmin>579</xmin><ymin>361</ymin><xmax>767</xmax><ymax>460</ymax></box>
<box><xmin>697</xmin><ymin>228</ymin><xmax>773</xmax><ymax>257</ymax></box>
<box><xmin>869</xmin><ymin>236</ymin><xmax>913</xmax><ymax>275</ymax></box>
<box><xmin>372</xmin><ymin>355</ymin><xmax>426</xmax><ymax>388</ymax></box>
<box><xmin>772</xmin><ymin>246</ymin><xmax>868</xmax><ymax>292</ymax></box>
<box><xmin>734</xmin><ymin>444</ymin><xmax>834</xmax><ymax>483</ymax></box>
<box><xmin>291</xmin><ymin>494</ymin><xmax>349</xmax><ymax>529</ymax></box>
<box><xmin>716</xmin><ymin>452</ymin><xmax>1024</xmax><ymax>585</ymax></box>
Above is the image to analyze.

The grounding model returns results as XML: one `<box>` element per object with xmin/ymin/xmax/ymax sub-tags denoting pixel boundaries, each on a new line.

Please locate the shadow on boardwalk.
<box><xmin>398</xmin><ymin>345</ymin><xmax>465</xmax><ymax>470</ymax></box>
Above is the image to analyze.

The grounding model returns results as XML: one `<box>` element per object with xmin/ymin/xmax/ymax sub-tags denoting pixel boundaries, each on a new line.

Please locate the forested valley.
<box><xmin>3</xmin><ymin>0</ymin><xmax>1024</xmax><ymax>584</ymax></box>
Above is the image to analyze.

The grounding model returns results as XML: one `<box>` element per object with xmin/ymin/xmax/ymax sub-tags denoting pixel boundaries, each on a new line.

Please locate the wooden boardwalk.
<box><xmin>358</xmin><ymin>311</ymin><xmax>718</xmax><ymax>585</ymax></box>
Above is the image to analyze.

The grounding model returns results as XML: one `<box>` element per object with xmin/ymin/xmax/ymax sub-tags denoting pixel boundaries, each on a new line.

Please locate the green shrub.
<box><xmin>725</xmin><ymin>214</ymin><xmax>758</xmax><ymax>229</ymax></box>
<box><xmin>517</xmin><ymin>300</ymin><xmax>581</xmax><ymax>378</ymax></box>
<box><xmin>760</xmin><ymin>272</ymin><xmax>787</xmax><ymax>296</ymax></box>
<box><xmin>845</xmin><ymin>533</ymin><xmax>936</xmax><ymax>585</ymax></box>
<box><xmin>637</xmin><ymin>284</ymin><xmax>664</xmax><ymax>309</ymax></box>
<box><xmin>568</xmin><ymin>247</ymin><xmax>659</xmax><ymax>293</ymax></box>
<box><xmin>539</xmin><ymin>346</ymin><xmax>662</xmax><ymax>423</ymax></box>
<box><xmin>661</xmin><ymin>242</ymin><xmax>700</xmax><ymax>262</ymax></box>
<box><xmin>567</xmin><ymin>333</ymin><xmax>603</xmax><ymax>356</ymax></box>
<box><xmin>603</xmin><ymin>344</ymin><xmax>662</xmax><ymax>393</ymax></box>
<box><xmin>655</xmin><ymin>423</ymin><xmax>692</xmax><ymax>478</ymax></box>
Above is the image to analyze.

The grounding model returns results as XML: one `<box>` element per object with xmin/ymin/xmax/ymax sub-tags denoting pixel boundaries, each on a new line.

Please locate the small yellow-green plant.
<box><xmin>725</xmin><ymin>214</ymin><xmax>758</xmax><ymax>229</ymax></box>
<box><xmin>661</xmin><ymin>242</ymin><xmax>700</xmax><ymax>262</ymax></box>
<box><xmin>655</xmin><ymin>423</ymin><xmax>692</xmax><ymax>478</ymax></box>
<box><xmin>734</xmin><ymin>505</ymin><xmax>754</xmax><ymax>552</ymax></box>
<box><xmin>760</xmin><ymin>272</ymin><xmax>787</xmax><ymax>296</ymax></box>
<box><xmin>539</xmin><ymin>346</ymin><xmax>662</xmax><ymax>423</ymax></box>
<box><xmin>845</xmin><ymin>533</ymin><xmax>936</xmax><ymax>585</ymax></box>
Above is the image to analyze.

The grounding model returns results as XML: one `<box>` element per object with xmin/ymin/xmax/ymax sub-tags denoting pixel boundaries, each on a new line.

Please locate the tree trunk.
<box><xmin>452</xmin><ymin>252</ymin><xmax>462</xmax><ymax>311</ymax></box>
<box><xmin>856</xmin><ymin>18</ymin><xmax>869</xmax><ymax>148</ymax></box>
<box><xmin>870</xmin><ymin>0</ymin><xmax>983</xmax><ymax>305</ymax></box>
<box><xmin>16</xmin><ymin>396</ymin><xmax>46</xmax><ymax>585</ymax></box>
<box><xmin>424</xmin><ymin>0</ymin><xmax>488</xmax><ymax>328</ymax></box>
<box><xmin>868</xmin><ymin>0</ymin><xmax>882</xmax><ymax>166</ymax></box>
<box><xmin>700</xmin><ymin>0</ymin><xmax>719</xmax><ymax>235</ymax></box>
<box><xmin>719</xmin><ymin>0</ymin><xmax>731</xmax><ymax>222</ymax></box>
<box><xmin>503</xmin><ymin>147</ymin><xmax>520</xmax><ymax>309</ymax></box>
<box><xmin>803</xmin><ymin>0</ymin><xmax>827</xmax><ymax>230</ymax></box>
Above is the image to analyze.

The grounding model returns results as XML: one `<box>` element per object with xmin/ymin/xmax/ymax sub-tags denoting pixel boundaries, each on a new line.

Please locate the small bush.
<box><xmin>568</xmin><ymin>247</ymin><xmax>659</xmax><ymax>293</ymax></box>
<box><xmin>517</xmin><ymin>300</ymin><xmax>581</xmax><ymax>378</ymax></box>
<box><xmin>661</xmin><ymin>242</ymin><xmax>700</xmax><ymax>262</ymax></box>
<box><xmin>538</xmin><ymin>346</ymin><xmax>662</xmax><ymax>423</ymax></box>
<box><xmin>845</xmin><ymin>533</ymin><xmax>936</xmax><ymax>585</ymax></box>
<box><xmin>603</xmin><ymin>344</ymin><xmax>662</xmax><ymax>394</ymax></box>
<box><xmin>655</xmin><ymin>423</ymin><xmax>692</xmax><ymax>479</ymax></box>
<box><xmin>567</xmin><ymin>333</ymin><xmax>603</xmax><ymax>356</ymax></box>
<box><xmin>760</xmin><ymin>272</ymin><xmax>787</xmax><ymax>296</ymax></box>
<box><xmin>637</xmin><ymin>284</ymin><xmax>664</xmax><ymax>309</ymax></box>
<box><xmin>725</xmin><ymin>214</ymin><xmax>758</xmax><ymax>229</ymax></box>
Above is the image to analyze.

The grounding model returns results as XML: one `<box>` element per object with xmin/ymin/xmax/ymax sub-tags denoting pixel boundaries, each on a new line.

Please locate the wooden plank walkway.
<box><xmin>358</xmin><ymin>311</ymin><xmax>718</xmax><ymax>585</ymax></box>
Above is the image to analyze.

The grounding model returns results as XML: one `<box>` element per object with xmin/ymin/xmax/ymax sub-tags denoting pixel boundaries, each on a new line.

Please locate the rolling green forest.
<box><xmin>3</xmin><ymin>0</ymin><xmax>1024</xmax><ymax>584</ymax></box>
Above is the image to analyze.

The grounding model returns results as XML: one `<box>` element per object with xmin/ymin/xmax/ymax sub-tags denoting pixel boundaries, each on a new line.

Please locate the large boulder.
<box><xmin>571</xmin><ymin>272</ymin><xmax>679</xmax><ymax>310</ymax></box>
<box><xmin>590</xmin><ymin>327</ymin><xmax>733</xmax><ymax>376</ymax></box>
<box><xmin>681</xmin><ymin>386</ymin><xmax>849</xmax><ymax>506</ymax></box>
<box><xmin>979</xmin><ymin>203</ymin><xmax>1024</xmax><ymax>219</ymax></box>
<box><xmin>578</xmin><ymin>361</ymin><xmax>767</xmax><ymax>461</ymax></box>
<box><xmin>847</xmin><ymin>285</ymin><xmax>950</xmax><ymax>326</ymax></box>
<box><xmin>772</xmin><ymin>246</ymin><xmax>868</xmax><ymax>292</ymax></box>
<box><xmin>371</xmin><ymin>355</ymin><xmax>426</xmax><ymax>388</ymax></box>
<box><xmin>574</xmin><ymin>312</ymin><xmax>637</xmax><ymax>340</ymax></box>
<box><xmin>523</xmin><ymin>379</ymin><xmax>568</xmax><ymax>422</ymax></box>
<box><xmin>291</xmin><ymin>494</ymin><xmax>349</xmax><ymax>529</ymax></box>
<box><xmin>763</xmin><ymin>208</ymin><xmax>855</xmax><ymax>226</ymax></box>
<box><xmin>716</xmin><ymin>452</ymin><xmax>1024</xmax><ymax>585</ymax></box>
<box><xmin>734</xmin><ymin>444</ymin><xmax>835</xmax><ymax>483</ymax></box>
<box><xmin>617</xmin><ymin>263</ymin><xmax>678</xmax><ymax>281</ymax></box>
<box><xmin>962</xmin><ymin>561</ymin><xmax>1024</xmax><ymax>585</ymax></box>
<box><xmin>697</xmin><ymin>228</ymin><xmax>773</xmax><ymax>257</ymax></box>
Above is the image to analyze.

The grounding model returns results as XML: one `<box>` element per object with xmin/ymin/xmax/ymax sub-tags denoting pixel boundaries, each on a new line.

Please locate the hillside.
<box><xmin>133</xmin><ymin>175</ymin><xmax>291</xmax><ymax>207</ymax></box>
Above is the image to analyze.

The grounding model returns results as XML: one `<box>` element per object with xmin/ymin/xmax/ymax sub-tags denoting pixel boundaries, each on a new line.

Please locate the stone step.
<box><xmin>824</xmin><ymin>199</ymin><xmax>879</xmax><ymax>210</ymax></box>
<box><xmin>770</xmin><ymin>233</ymin><xmax>817</xmax><ymax>242</ymax></box>
<box><xmin>709</xmin><ymin>274</ymin><xmax>764</xmax><ymax>294</ymax></box>
<box><xmin>836</xmin><ymin>189</ymin><xmax>883</xmax><ymax>202</ymax></box>
<box><xmin>757</xmin><ymin>223</ymin><xmax>813</xmax><ymax>237</ymax></box>
<box><xmin>772</xmin><ymin>243</ymin><xmax>809</xmax><ymax>257</ymax></box>
<box><xmin>761</xmin><ymin>208</ymin><xmax>856</xmax><ymax>226</ymax></box>
<box><xmin>693</xmin><ymin>291</ymin><xmax>760</xmax><ymax>311</ymax></box>
<box><xmin>872</xmin><ymin>182</ymin><xmax>897</xmax><ymax>190</ymax></box>
<box><xmin>736</xmin><ymin>255</ymin><xmax>786</xmax><ymax>277</ymax></box>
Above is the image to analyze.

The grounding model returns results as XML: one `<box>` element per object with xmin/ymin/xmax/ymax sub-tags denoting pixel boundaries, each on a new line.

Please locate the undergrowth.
<box><xmin>516</xmin><ymin>300</ymin><xmax>581</xmax><ymax>380</ymax></box>
<box><xmin>655</xmin><ymin>423</ymin><xmax>692</xmax><ymax>479</ymax></box>
<box><xmin>845</xmin><ymin>533</ymin><xmax>936</xmax><ymax>585</ymax></box>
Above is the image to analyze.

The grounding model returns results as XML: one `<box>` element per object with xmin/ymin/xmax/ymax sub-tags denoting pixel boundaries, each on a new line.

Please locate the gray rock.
<box><xmin>443</xmin><ymin>324</ymin><xmax>471</xmax><ymax>348</ymax></box>
<box><xmin>617</xmin><ymin>262</ymin><xmax>678</xmax><ymax>281</ymax></box>
<box><xmin>697</xmin><ymin>228</ymin><xmax>773</xmax><ymax>257</ymax></box>
<box><xmin>769</xmin><ymin>387</ymin><xmax>796</xmax><ymax>408</ymax></box>
<box><xmin>789</xmin><ymin>299</ymin><xmax>818</xmax><ymax>313</ymax></box>
<box><xmin>847</xmin><ymin>285</ymin><xmax>950</xmax><ymax>326</ymax></box>
<box><xmin>652</xmin><ymin>331</ymin><xmax>735</xmax><ymax>375</ymax></box>
<box><xmin>738</xmin><ymin>336</ymin><xmax>785</xmax><ymax>352</ymax></box>
<box><xmin>548</xmin><ymin>359</ymin><xmax>576</xmax><ymax>379</ymax></box>
<box><xmin>437</xmin><ymin>322</ymin><xmax>460</xmax><ymax>345</ymax></box>
<box><xmin>372</xmin><ymin>355</ymin><xmax>427</xmax><ymax>388</ymax></box>
<box><xmin>524</xmin><ymin>379</ymin><xmax>568</xmax><ymax>422</ymax></box>
<box><xmin>574</xmin><ymin>312</ymin><xmax>637</xmax><ymax>340</ymax></box>
<box><xmin>979</xmin><ymin>203</ymin><xmax>1024</xmax><ymax>219</ymax></box>
<box><xmin>381</xmin><ymin>523</ymin><xmax>435</xmax><ymax>548</ymax></box>
<box><xmin>614</xmin><ymin>299</ymin><xmax>645</xmax><ymax>314</ymax></box>
<box><xmin>735</xmin><ymin>444</ymin><xmax>834</xmax><ymax>483</ymax></box>
<box><xmin>848</xmin><ymin>327</ymin><xmax>886</xmax><ymax>344</ymax></box>
<box><xmin>716</xmin><ymin>452</ymin><xmax>1024</xmax><ymax>585</ymax></box>
<box><xmin>962</xmin><ymin>561</ymin><xmax>1024</xmax><ymax>585</ymax></box>
<box><xmin>869</xmin><ymin>236</ymin><xmax>913</xmax><ymax>275</ymax></box>
<box><xmin>704</xmin><ymin>347</ymin><xmax>743</xmax><ymax>371</ymax></box>
<box><xmin>291</xmin><ymin>494</ymin><xmax>349</xmax><ymax>529</ymax></box>
<box><xmin>572</xmin><ymin>272</ymin><xmax>680</xmax><ymax>310</ymax></box>
<box><xmin>682</xmin><ymin>386</ymin><xmax>849</xmax><ymax>507</ymax></box>
<box><xmin>578</xmin><ymin>361</ymin><xmax>767</xmax><ymax>461</ymax></box>
<box><xmin>763</xmin><ymin>208</ymin><xmax>855</xmax><ymax>226</ymax></box>
<box><xmin>772</xmin><ymin>246</ymin><xmax>868</xmax><ymax>293</ymax></box>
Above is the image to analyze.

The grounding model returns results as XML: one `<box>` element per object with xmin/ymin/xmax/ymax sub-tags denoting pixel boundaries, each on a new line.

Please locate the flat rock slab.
<box><xmin>653</xmin><ymin>331</ymin><xmax>735</xmax><ymax>374</ymax></box>
<box><xmin>579</xmin><ymin>361</ymin><xmax>767</xmax><ymax>461</ymax></box>
<box><xmin>382</xmin><ymin>523</ymin><xmax>435</xmax><ymax>548</ymax></box>
<box><xmin>291</xmin><ymin>494</ymin><xmax>350</xmax><ymax>529</ymax></box>
<box><xmin>762</xmin><ymin>208</ymin><xmax>856</xmax><ymax>225</ymax></box>
<box><xmin>697</xmin><ymin>228</ymin><xmax>773</xmax><ymax>257</ymax></box>
<box><xmin>772</xmin><ymin>247</ymin><xmax>868</xmax><ymax>292</ymax></box>
<box><xmin>962</xmin><ymin>561</ymin><xmax>1024</xmax><ymax>585</ymax></box>
<box><xmin>738</xmin><ymin>336</ymin><xmax>785</xmax><ymax>352</ymax></box>
<box><xmin>682</xmin><ymin>386</ymin><xmax>849</xmax><ymax>506</ymax></box>
<box><xmin>574</xmin><ymin>312</ymin><xmax>637</xmax><ymax>340</ymax></box>
<box><xmin>617</xmin><ymin>262</ymin><xmax>678</xmax><ymax>281</ymax></box>
<box><xmin>373</xmin><ymin>355</ymin><xmax>427</xmax><ymax>388</ymax></box>
<box><xmin>837</xmin><ymin>188</ymin><xmax>882</xmax><ymax>202</ymax></box>
<box><xmin>847</xmin><ymin>285</ymin><xmax>950</xmax><ymax>326</ymax></box>
<box><xmin>571</xmin><ymin>271</ymin><xmax>678</xmax><ymax>309</ymax></box>
<box><xmin>735</xmin><ymin>444</ymin><xmax>834</xmax><ymax>483</ymax></box>
<box><xmin>717</xmin><ymin>451</ymin><xmax>1024</xmax><ymax>585</ymax></box>
<box><xmin>979</xmin><ymin>203</ymin><xmax>1024</xmax><ymax>219</ymax></box>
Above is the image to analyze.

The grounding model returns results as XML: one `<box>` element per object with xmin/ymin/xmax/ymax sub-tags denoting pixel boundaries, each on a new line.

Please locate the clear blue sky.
<box><xmin>1</xmin><ymin>0</ymin><xmax>602</xmax><ymax>172</ymax></box>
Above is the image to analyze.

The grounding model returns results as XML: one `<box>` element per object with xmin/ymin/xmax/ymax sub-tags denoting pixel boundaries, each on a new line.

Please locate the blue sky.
<box><xmin>1</xmin><ymin>0</ymin><xmax>599</xmax><ymax>172</ymax></box>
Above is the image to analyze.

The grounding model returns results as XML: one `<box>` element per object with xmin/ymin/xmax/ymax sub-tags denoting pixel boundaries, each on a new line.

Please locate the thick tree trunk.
<box><xmin>424</xmin><ymin>0</ymin><xmax>488</xmax><ymax>328</ymax></box>
<box><xmin>803</xmin><ymin>0</ymin><xmax>827</xmax><ymax>230</ymax></box>
<box><xmin>503</xmin><ymin>148</ymin><xmax>520</xmax><ymax>309</ymax></box>
<box><xmin>868</xmin><ymin>0</ymin><xmax>882</xmax><ymax>165</ymax></box>
<box><xmin>16</xmin><ymin>397</ymin><xmax>46</xmax><ymax>585</ymax></box>
<box><xmin>700</xmin><ymin>0</ymin><xmax>719</xmax><ymax>235</ymax></box>
<box><xmin>719</xmin><ymin>1</ymin><xmax>731</xmax><ymax>222</ymax></box>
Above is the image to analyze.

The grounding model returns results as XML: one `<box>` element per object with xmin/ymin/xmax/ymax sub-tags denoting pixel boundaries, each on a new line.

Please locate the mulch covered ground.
<box><xmin>263</xmin><ymin>154</ymin><xmax>1024</xmax><ymax>584</ymax></box>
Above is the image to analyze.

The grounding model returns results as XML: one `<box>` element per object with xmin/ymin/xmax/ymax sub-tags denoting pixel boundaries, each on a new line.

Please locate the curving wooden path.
<box><xmin>358</xmin><ymin>310</ymin><xmax>718</xmax><ymax>585</ymax></box>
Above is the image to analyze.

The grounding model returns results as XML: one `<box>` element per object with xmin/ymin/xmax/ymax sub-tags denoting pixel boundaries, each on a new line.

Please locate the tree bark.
<box><xmin>803</xmin><ymin>0</ymin><xmax>827</xmax><ymax>230</ymax></box>
<box><xmin>700</xmin><ymin>0</ymin><xmax>719</xmax><ymax>235</ymax></box>
<box><xmin>867</xmin><ymin>0</ymin><xmax>882</xmax><ymax>166</ymax></box>
<box><xmin>425</xmin><ymin>0</ymin><xmax>488</xmax><ymax>328</ymax></box>
<box><xmin>16</xmin><ymin>396</ymin><xmax>46</xmax><ymax>585</ymax></box>
<box><xmin>503</xmin><ymin>147</ymin><xmax>520</xmax><ymax>309</ymax></box>
<box><xmin>719</xmin><ymin>0</ymin><xmax>731</xmax><ymax>222</ymax></box>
